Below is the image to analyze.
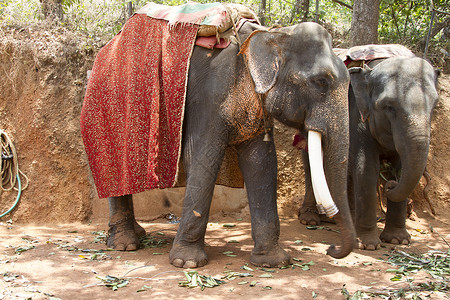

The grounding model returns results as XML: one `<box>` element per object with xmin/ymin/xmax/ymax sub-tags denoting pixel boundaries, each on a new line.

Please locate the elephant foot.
<box><xmin>134</xmin><ymin>221</ymin><xmax>147</xmax><ymax>238</ymax></box>
<box><xmin>356</xmin><ymin>232</ymin><xmax>382</xmax><ymax>250</ymax></box>
<box><xmin>298</xmin><ymin>207</ymin><xmax>321</xmax><ymax>226</ymax></box>
<box><xmin>380</xmin><ymin>227</ymin><xmax>411</xmax><ymax>245</ymax></box>
<box><xmin>250</xmin><ymin>245</ymin><xmax>291</xmax><ymax>268</ymax></box>
<box><xmin>169</xmin><ymin>243</ymin><xmax>208</xmax><ymax>268</ymax></box>
<box><xmin>107</xmin><ymin>217</ymin><xmax>140</xmax><ymax>251</ymax></box>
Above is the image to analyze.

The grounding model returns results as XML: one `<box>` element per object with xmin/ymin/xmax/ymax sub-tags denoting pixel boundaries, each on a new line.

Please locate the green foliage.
<box><xmin>0</xmin><ymin>0</ymin><xmax>446</xmax><ymax>49</ymax></box>
<box><xmin>379</xmin><ymin>0</ymin><xmax>448</xmax><ymax>45</ymax></box>
<box><xmin>62</xmin><ymin>0</ymin><xmax>129</xmax><ymax>38</ymax></box>
<box><xmin>0</xmin><ymin>0</ymin><xmax>41</xmax><ymax>26</ymax></box>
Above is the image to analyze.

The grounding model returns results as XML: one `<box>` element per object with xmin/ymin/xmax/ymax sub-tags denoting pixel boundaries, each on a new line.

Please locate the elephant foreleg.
<box><xmin>107</xmin><ymin>194</ymin><xmax>146</xmax><ymax>251</ymax></box>
<box><xmin>237</xmin><ymin>133</ymin><xmax>290</xmax><ymax>267</ymax></box>
<box><xmin>352</xmin><ymin>146</ymin><xmax>382</xmax><ymax>250</ymax></box>
<box><xmin>380</xmin><ymin>199</ymin><xmax>410</xmax><ymax>245</ymax></box>
<box><xmin>169</xmin><ymin>138</ymin><xmax>226</xmax><ymax>268</ymax></box>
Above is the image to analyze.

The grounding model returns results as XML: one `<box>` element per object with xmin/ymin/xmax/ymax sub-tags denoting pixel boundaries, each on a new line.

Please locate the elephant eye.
<box><xmin>312</xmin><ymin>76</ymin><xmax>330</xmax><ymax>94</ymax></box>
<box><xmin>376</xmin><ymin>97</ymin><xmax>397</xmax><ymax>114</ymax></box>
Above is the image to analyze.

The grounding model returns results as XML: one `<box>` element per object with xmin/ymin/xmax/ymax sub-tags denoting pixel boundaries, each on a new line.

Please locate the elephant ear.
<box><xmin>239</xmin><ymin>30</ymin><xmax>286</xmax><ymax>94</ymax></box>
<box><xmin>349</xmin><ymin>65</ymin><xmax>372</xmax><ymax>122</ymax></box>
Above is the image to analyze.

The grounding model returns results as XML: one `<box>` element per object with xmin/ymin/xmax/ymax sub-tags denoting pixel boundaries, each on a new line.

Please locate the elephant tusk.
<box><xmin>308</xmin><ymin>130</ymin><xmax>339</xmax><ymax>218</ymax></box>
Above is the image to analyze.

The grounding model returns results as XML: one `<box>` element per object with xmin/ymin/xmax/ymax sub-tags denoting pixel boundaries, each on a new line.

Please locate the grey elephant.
<box><xmin>81</xmin><ymin>8</ymin><xmax>355</xmax><ymax>268</ymax></box>
<box><xmin>299</xmin><ymin>45</ymin><xmax>439</xmax><ymax>250</ymax></box>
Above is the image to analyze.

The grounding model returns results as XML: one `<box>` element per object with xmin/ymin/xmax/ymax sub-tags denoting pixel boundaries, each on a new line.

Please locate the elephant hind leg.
<box><xmin>107</xmin><ymin>219</ymin><xmax>140</xmax><ymax>251</ymax></box>
<box><xmin>107</xmin><ymin>194</ymin><xmax>146</xmax><ymax>251</ymax></box>
<box><xmin>298</xmin><ymin>206</ymin><xmax>321</xmax><ymax>226</ymax></box>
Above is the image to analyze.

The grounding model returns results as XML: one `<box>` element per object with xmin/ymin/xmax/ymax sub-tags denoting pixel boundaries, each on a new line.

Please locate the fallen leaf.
<box><xmin>241</xmin><ymin>264</ymin><xmax>254</xmax><ymax>272</ymax></box>
<box><xmin>223</xmin><ymin>224</ymin><xmax>236</xmax><ymax>228</ymax></box>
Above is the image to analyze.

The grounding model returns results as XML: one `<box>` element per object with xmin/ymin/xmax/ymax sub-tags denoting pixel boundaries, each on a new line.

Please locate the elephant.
<box><xmin>83</xmin><ymin>18</ymin><xmax>355</xmax><ymax>268</ymax></box>
<box><xmin>299</xmin><ymin>52</ymin><xmax>439</xmax><ymax>250</ymax></box>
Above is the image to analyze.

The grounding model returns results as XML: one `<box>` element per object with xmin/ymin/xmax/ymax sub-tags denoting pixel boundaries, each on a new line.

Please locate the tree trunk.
<box><xmin>292</xmin><ymin>0</ymin><xmax>309</xmax><ymax>23</ymax></box>
<box><xmin>40</xmin><ymin>0</ymin><xmax>63</xmax><ymax>21</ymax></box>
<box><xmin>350</xmin><ymin>0</ymin><xmax>380</xmax><ymax>46</ymax></box>
<box><xmin>259</xmin><ymin>0</ymin><xmax>267</xmax><ymax>26</ymax></box>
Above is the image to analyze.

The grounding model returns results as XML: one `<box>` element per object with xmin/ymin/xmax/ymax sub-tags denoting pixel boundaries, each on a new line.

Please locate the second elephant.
<box><xmin>299</xmin><ymin>45</ymin><xmax>439</xmax><ymax>250</ymax></box>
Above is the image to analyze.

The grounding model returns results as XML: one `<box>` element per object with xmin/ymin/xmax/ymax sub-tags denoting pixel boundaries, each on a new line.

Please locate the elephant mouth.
<box><xmin>307</xmin><ymin>130</ymin><xmax>338</xmax><ymax>217</ymax></box>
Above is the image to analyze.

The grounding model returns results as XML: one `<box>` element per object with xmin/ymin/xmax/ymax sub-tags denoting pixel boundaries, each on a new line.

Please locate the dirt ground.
<box><xmin>0</xmin><ymin>25</ymin><xmax>449</xmax><ymax>299</ymax></box>
<box><xmin>1</xmin><ymin>212</ymin><xmax>449</xmax><ymax>299</ymax></box>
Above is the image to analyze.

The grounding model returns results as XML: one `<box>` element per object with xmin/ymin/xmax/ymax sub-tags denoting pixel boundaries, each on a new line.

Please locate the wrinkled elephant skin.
<box><xmin>104</xmin><ymin>21</ymin><xmax>355</xmax><ymax>267</ymax></box>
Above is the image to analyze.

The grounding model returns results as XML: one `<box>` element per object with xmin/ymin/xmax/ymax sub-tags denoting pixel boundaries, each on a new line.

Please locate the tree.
<box><xmin>40</xmin><ymin>0</ymin><xmax>63</xmax><ymax>21</ymax></box>
<box><xmin>350</xmin><ymin>0</ymin><xmax>380</xmax><ymax>46</ymax></box>
<box><xmin>259</xmin><ymin>0</ymin><xmax>267</xmax><ymax>26</ymax></box>
<box><xmin>292</xmin><ymin>0</ymin><xmax>310</xmax><ymax>23</ymax></box>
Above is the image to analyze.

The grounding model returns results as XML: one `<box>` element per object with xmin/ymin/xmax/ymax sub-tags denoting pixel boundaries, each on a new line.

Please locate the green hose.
<box><xmin>1</xmin><ymin>130</ymin><xmax>28</xmax><ymax>218</ymax></box>
<box><xmin>0</xmin><ymin>174</ymin><xmax>21</xmax><ymax>218</ymax></box>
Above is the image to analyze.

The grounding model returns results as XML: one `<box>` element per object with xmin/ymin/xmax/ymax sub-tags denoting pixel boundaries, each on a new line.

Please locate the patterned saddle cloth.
<box><xmin>334</xmin><ymin>44</ymin><xmax>415</xmax><ymax>68</ymax></box>
<box><xmin>136</xmin><ymin>2</ymin><xmax>259</xmax><ymax>49</ymax></box>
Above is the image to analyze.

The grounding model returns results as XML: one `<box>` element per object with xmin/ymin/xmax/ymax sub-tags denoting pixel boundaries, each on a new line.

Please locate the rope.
<box><xmin>1</xmin><ymin>129</ymin><xmax>28</xmax><ymax>218</ymax></box>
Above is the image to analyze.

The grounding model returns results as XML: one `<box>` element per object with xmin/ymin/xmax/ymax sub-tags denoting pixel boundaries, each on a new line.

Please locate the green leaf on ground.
<box><xmin>241</xmin><ymin>264</ymin><xmax>254</xmax><ymax>272</ymax></box>
<box><xmin>223</xmin><ymin>224</ymin><xmax>236</xmax><ymax>228</ymax></box>
<box><xmin>179</xmin><ymin>271</ymin><xmax>226</xmax><ymax>290</ymax></box>
<box><xmin>96</xmin><ymin>275</ymin><xmax>129</xmax><ymax>291</ymax></box>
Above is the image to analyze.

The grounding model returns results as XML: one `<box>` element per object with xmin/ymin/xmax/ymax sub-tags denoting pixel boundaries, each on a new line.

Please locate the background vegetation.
<box><xmin>0</xmin><ymin>0</ymin><xmax>448</xmax><ymax>64</ymax></box>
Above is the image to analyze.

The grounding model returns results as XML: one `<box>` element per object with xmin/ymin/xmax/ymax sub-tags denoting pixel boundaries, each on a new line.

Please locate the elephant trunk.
<box><xmin>385</xmin><ymin>129</ymin><xmax>430</xmax><ymax>202</ymax></box>
<box><xmin>307</xmin><ymin>129</ymin><xmax>355</xmax><ymax>259</ymax></box>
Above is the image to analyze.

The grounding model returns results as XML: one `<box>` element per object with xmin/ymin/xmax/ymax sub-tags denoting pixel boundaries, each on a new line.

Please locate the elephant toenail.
<box><xmin>366</xmin><ymin>244</ymin><xmax>375</xmax><ymax>250</ymax></box>
<box><xmin>125</xmin><ymin>243</ymin><xmax>138</xmax><ymax>251</ymax></box>
<box><xmin>114</xmin><ymin>243</ymin><xmax>126</xmax><ymax>251</ymax></box>
<box><xmin>198</xmin><ymin>259</ymin><xmax>208</xmax><ymax>267</ymax></box>
<box><xmin>402</xmin><ymin>240</ymin><xmax>409</xmax><ymax>245</ymax></box>
<box><xmin>391</xmin><ymin>238</ymin><xmax>399</xmax><ymax>244</ymax></box>
<box><xmin>183</xmin><ymin>260</ymin><xmax>198</xmax><ymax>268</ymax></box>
<box><xmin>171</xmin><ymin>258</ymin><xmax>184</xmax><ymax>268</ymax></box>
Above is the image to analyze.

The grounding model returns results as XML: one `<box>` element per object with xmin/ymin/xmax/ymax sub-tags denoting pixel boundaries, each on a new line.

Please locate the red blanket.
<box><xmin>80</xmin><ymin>14</ymin><xmax>198</xmax><ymax>198</ymax></box>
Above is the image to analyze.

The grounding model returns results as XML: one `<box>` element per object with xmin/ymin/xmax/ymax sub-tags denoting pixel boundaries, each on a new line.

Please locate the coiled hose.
<box><xmin>1</xmin><ymin>130</ymin><xmax>28</xmax><ymax>218</ymax></box>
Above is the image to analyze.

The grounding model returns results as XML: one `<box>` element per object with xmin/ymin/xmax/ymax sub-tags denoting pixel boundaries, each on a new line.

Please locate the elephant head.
<box><xmin>349</xmin><ymin>57</ymin><xmax>439</xmax><ymax>202</ymax></box>
<box><xmin>240</xmin><ymin>23</ymin><xmax>355</xmax><ymax>258</ymax></box>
